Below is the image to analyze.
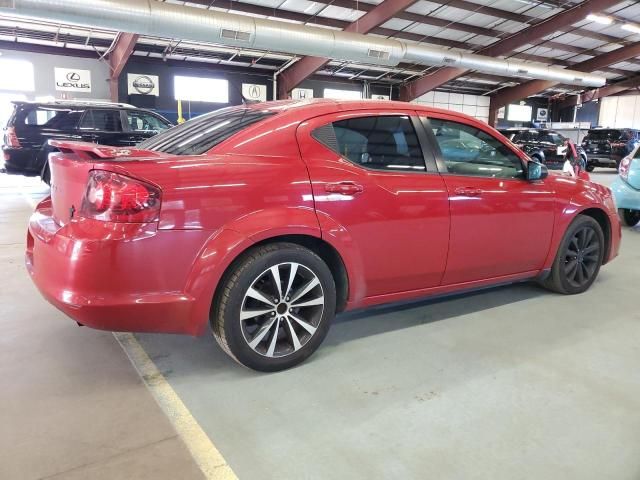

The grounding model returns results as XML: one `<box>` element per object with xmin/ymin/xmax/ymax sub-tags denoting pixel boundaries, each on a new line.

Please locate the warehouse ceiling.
<box><xmin>1</xmin><ymin>0</ymin><xmax>640</xmax><ymax>98</ymax></box>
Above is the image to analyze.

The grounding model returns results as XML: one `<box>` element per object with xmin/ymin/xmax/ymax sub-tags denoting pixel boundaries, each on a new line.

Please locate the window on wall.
<box><xmin>323</xmin><ymin>88</ymin><xmax>362</xmax><ymax>100</ymax></box>
<box><xmin>174</xmin><ymin>76</ymin><xmax>229</xmax><ymax>103</ymax></box>
<box><xmin>507</xmin><ymin>104</ymin><xmax>532</xmax><ymax>122</ymax></box>
<box><xmin>0</xmin><ymin>59</ymin><xmax>35</xmax><ymax>92</ymax></box>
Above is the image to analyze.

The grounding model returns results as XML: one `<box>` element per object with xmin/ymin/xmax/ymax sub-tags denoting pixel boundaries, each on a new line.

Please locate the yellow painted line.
<box><xmin>114</xmin><ymin>332</ymin><xmax>238</xmax><ymax>480</ymax></box>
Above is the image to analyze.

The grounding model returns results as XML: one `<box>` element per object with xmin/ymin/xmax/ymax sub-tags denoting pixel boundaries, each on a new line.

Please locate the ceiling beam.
<box><xmin>180</xmin><ymin>0</ymin><xmax>634</xmax><ymax>81</ymax></box>
<box><xmin>186</xmin><ymin>0</ymin><xmax>635</xmax><ymax>73</ymax></box>
<box><xmin>108</xmin><ymin>32</ymin><xmax>139</xmax><ymax>101</ymax></box>
<box><xmin>488</xmin><ymin>41</ymin><xmax>640</xmax><ymax>118</ymax></box>
<box><xmin>276</xmin><ymin>0</ymin><xmax>418</xmax><ymax>98</ymax></box>
<box><xmin>439</xmin><ymin>0</ymin><xmax>626</xmax><ymax>45</ymax></box>
<box><xmin>399</xmin><ymin>0</ymin><xmax>623</xmax><ymax>101</ymax></box>
<box><xmin>557</xmin><ymin>75</ymin><xmax>640</xmax><ymax>109</ymax></box>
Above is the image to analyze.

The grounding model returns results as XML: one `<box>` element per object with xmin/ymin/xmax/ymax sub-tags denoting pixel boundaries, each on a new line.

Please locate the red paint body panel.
<box><xmin>26</xmin><ymin>100</ymin><xmax>621</xmax><ymax>335</ymax></box>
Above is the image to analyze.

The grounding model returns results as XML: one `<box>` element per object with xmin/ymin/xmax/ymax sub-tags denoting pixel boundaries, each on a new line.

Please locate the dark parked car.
<box><xmin>499</xmin><ymin>128</ymin><xmax>587</xmax><ymax>170</ymax></box>
<box><xmin>581</xmin><ymin>128</ymin><xmax>640</xmax><ymax>171</ymax></box>
<box><xmin>1</xmin><ymin>100</ymin><xmax>172</xmax><ymax>183</ymax></box>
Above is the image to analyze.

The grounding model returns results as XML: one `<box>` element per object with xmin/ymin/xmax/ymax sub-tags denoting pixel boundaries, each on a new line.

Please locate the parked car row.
<box><xmin>499</xmin><ymin>128</ymin><xmax>588</xmax><ymax>170</ymax></box>
<box><xmin>500</xmin><ymin>127</ymin><xmax>640</xmax><ymax>173</ymax></box>
<box><xmin>23</xmin><ymin>99</ymin><xmax>620</xmax><ymax>371</ymax></box>
<box><xmin>1</xmin><ymin>100</ymin><xmax>172</xmax><ymax>184</ymax></box>
<box><xmin>582</xmin><ymin>128</ymin><xmax>640</xmax><ymax>171</ymax></box>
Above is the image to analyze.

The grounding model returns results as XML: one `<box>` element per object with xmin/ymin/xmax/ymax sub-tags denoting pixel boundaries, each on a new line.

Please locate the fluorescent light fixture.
<box><xmin>586</xmin><ymin>13</ymin><xmax>613</xmax><ymax>25</ymax></box>
<box><xmin>622</xmin><ymin>23</ymin><xmax>640</xmax><ymax>35</ymax></box>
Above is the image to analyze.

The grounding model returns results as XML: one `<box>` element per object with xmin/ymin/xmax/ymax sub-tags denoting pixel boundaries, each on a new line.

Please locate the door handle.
<box><xmin>324</xmin><ymin>181</ymin><xmax>364</xmax><ymax>195</ymax></box>
<box><xmin>454</xmin><ymin>186</ymin><xmax>482</xmax><ymax>197</ymax></box>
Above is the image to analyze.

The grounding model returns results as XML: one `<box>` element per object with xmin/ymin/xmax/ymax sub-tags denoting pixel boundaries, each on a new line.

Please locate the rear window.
<box><xmin>20</xmin><ymin>107</ymin><xmax>83</xmax><ymax>130</ymax></box>
<box><xmin>138</xmin><ymin>108</ymin><xmax>275</xmax><ymax>155</ymax></box>
<box><xmin>586</xmin><ymin>129</ymin><xmax>622</xmax><ymax>141</ymax></box>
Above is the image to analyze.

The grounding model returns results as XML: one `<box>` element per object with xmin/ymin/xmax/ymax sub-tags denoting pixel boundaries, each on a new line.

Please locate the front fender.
<box><xmin>541</xmin><ymin>179</ymin><xmax>616</xmax><ymax>269</ymax></box>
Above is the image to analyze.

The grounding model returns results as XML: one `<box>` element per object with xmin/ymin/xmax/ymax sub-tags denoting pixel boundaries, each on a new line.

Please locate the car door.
<box><xmin>423</xmin><ymin>113</ymin><xmax>555</xmax><ymax>285</ymax></box>
<box><xmin>77</xmin><ymin>109</ymin><xmax>129</xmax><ymax>146</ymax></box>
<box><xmin>297</xmin><ymin>110</ymin><xmax>450</xmax><ymax>299</ymax></box>
<box><xmin>122</xmin><ymin>110</ymin><xmax>171</xmax><ymax>145</ymax></box>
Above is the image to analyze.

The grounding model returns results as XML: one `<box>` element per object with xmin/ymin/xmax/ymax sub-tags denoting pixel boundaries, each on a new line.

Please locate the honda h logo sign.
<box><xmin>127</xmin><ymin>73</ymin><xmax>160</xmax><ymax>96</ymax></box>
<box><xmin>55</xmin><ymin>68</ymin><xmax>91</xmax><ymax>92</ymax></box>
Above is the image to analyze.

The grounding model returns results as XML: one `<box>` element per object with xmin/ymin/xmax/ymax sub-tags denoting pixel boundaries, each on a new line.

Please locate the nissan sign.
<box><xmin>127</xmin><ymin>73</ymin><xmax>160</xmax><ymax>96</ymax></box>
<box><xmin>55</xmin><ymin>68</ymin><xmax>92</xmax><ymax>92</ymax></box>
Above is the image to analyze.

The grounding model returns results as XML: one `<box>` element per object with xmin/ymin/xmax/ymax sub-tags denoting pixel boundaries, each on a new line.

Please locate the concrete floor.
<box><xmin>2</xmin><ymin>170</ymin><xmax>639</xmax><ymax>479</ymax></box>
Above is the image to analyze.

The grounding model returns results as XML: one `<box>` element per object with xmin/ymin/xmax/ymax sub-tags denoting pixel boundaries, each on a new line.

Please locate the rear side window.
<box><xmin>312</xmin><ymin>115</ymin><xmax>425</xmax><ymax>171</ymax></box>
<box><xmin>139</xmin><ymin>108</ymin><xmax>274</xmax><ymax>155</ymax></box>
<box><xmin>20</xmin><ymin>108</ymin><xmax>82</xmax><ymax>130</ymax></box>
<box><xmin>79</xmin><ymin>110</ymin><xmax>123</xmax><ymax>132</ymax></box>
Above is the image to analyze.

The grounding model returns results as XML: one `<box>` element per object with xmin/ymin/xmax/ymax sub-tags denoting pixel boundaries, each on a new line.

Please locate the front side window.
<box><xmin>138</xmin><ymin>107</ymin><xmax>274</xmax><ymax>155</ymax></box>
<box><xmin>429</xmin><ymin>118</ymin><xmax>523</xmax><ymax>179</ymax></box>
<box><xmin>312</xmin><ymin>115</ymin><xmax>425</xmax><ymax>171</ymax></box>
<box><xmin>126</xmin><ymin>111</ymin><xmax>170</xmax><ymax>133</ymax></box>
<box><xmin>79</xmin><ymin>110</ymin><xmax>123</xmax><ymax>132</ymax></box>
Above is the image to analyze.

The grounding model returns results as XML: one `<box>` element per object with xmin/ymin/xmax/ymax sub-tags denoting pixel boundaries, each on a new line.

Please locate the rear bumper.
<box><xmin>611</xmin><ymin>176</ymin><xmax>640</xmax><ymax>211</ymax></box>
<box><xmin>2</xmin><ymin>147</ymin><xmax>42</xmax><ymax>175</ymax></box>
<box><xmin>584</xmin><ymin>152</ymin><xmax>624</xmax><ymax>167</ymax></box>
<box><xmin>26</xmin><ymin>197</ymin><xmax>212</xmax><ymax>335</ymax></box>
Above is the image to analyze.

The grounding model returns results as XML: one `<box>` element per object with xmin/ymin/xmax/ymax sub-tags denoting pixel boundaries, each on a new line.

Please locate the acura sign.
<box><xmin>55</xmin><ymin>68</ymin><xmax>91</xmax><ymax>92</ymax></box>
<box><xmin>127</xmin><ymin>73</ymin><xmax>160</xmax><ymax>96</ymax></box>
<box><xmin>242</xmin><ymin>83</ymin><xmax>267</xmax><ymax>102</ymax></box>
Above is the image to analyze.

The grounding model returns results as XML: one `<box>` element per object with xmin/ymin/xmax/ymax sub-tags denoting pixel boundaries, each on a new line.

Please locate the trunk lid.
<box><xmin>47</xmin><ymin>141</ymin><xmax>163</xmax><ymax>225</ymax></box>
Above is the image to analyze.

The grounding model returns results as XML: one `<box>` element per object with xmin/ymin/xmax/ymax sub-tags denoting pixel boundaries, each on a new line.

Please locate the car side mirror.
<box><xmin>527</xmin><ymin>161</ymin><xmax>548</xmax><ymax>181</ymax></box>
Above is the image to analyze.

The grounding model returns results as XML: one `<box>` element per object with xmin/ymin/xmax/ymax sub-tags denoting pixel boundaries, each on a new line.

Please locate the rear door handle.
<box><xmin>325</xmin><ymin>181</ymin><xmax>364</xmax><ymax>195</ymax></box>
<box><xmin>454</xmin><ymin>186</ymin><xmax>482</xmax><ymax>197</ymax></box>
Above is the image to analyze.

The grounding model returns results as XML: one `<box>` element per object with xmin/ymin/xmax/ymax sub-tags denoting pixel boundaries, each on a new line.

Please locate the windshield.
<box><xmin>586</xmin><ymin>129</ymin><xmax>622</xmax><ymax>141</ymax></box>
<box><xmin>138</xmin><ymin>107</ymin><xmax>275</xmax><ymax>155</ymax></box>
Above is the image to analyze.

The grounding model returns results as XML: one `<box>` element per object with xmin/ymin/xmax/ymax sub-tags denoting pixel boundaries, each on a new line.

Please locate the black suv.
<box><xmin>2</xmin><ymin>100</ymin><xmax>172</xmax><ymax>183</ymax></box>
<box><xmin>581</xmin><ymin>128</ymin><xmax>640</xmax><ymax>171</ymax></box>
<box><xmin>499</xmin><ymin>128</ymin><xmax>587</xmax><ymax>170</ymax></box>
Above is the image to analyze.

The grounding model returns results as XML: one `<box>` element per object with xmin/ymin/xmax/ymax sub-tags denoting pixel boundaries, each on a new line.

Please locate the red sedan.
<box><xmin>26</xmin><ymin>100</ymin><xmax>620</xmax><ymax>371</ymax></box>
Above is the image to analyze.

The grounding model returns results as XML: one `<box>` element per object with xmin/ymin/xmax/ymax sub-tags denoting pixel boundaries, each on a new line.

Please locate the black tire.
<box><xmin>585</xmin><ymin>163</ymin><xmax>595</xmax><ymax>172</ymax></box>
<box><xmin>211</xmin><ymin>242</ymin><xmax>336</xmax><ymax>372</ymax></box>
<box><xmin>618</xmin><ymin>208</ymin><xmax>640</xmax><ymax>227</ymax></box>
<box><xmin>543</xmin><ymin>215</ymin><xmax>605</xmax><ymax>295</ymax></box>
<box><xmin>531</xmin><ymin>154</ymin><xmax>543</xmax><ymax>164</ymax></box>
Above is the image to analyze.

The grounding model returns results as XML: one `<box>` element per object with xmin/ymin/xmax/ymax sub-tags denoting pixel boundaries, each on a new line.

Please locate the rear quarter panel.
<box><xmin>90</xmin><ymin>120</ymin><xmax>320</xmax><ymax>334</ymax></box>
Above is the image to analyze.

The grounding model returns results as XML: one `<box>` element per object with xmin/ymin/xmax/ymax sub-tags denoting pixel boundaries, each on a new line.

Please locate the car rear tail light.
<box><xmin>619</xmin><ymin>156</ymin><xmax>632</xmax><ymax>181</ymax></box>
<box><xmin>80</xmin><ymin>170</ymin><xmax>161</xmax><ymax>223</ymax></box>
<box><xmin>5</xmin><ymin>127</ymin><xmax>21</xmax><ymax>148</ymax></box>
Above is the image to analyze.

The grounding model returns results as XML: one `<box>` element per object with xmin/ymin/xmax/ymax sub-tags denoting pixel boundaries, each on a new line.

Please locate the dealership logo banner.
<box><xmin>128</xmin><ymin>74</ymin><xmax>160</xmax><ymax>96</ymax></box>
<box><xmin>242</xmin><ymin>83</ymin><xmax>267</xmax><ymax>102</ymax></box>
<box><xmin>291</xmin><ymin>88</ymin><xmax>314</xmax><ymax>100</ymax></box>
<box><xmin>55</xmin><ymin>68</ymin><xmax>91</xmax><ymax>92</ymax></box>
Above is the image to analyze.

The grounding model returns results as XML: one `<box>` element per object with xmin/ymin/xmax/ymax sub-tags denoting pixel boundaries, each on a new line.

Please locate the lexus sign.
<box><xmin>55</xmin><ymin>68</ymin><xmax>91</xmax><ymax>92</ymax></box>
<box><xmin>127</xmin><ymin>74</ymin><xmax>160</xmax><ymax>96</ymax></box>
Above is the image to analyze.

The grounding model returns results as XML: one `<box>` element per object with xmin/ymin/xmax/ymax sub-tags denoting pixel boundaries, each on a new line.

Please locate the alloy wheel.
<box><xmin>563</xmin><ymin>225</ymin><xmax>601</xmax><ymax>288</ymax></box>
<box><xmin>240</xmin><ymin>262</ymin><xmax>324</xmax><ymax>358</ymax></box>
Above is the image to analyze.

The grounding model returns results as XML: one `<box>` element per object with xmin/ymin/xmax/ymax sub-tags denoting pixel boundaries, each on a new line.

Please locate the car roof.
<box><xmin>243</xmin><ymin>98</ymin><xmax>495</xmax><ymax>131</ymax></box>
<box><xmin>12</xmin><ymin>100</ymin><xmax>137</xmax><ymax>109</ymax></box>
